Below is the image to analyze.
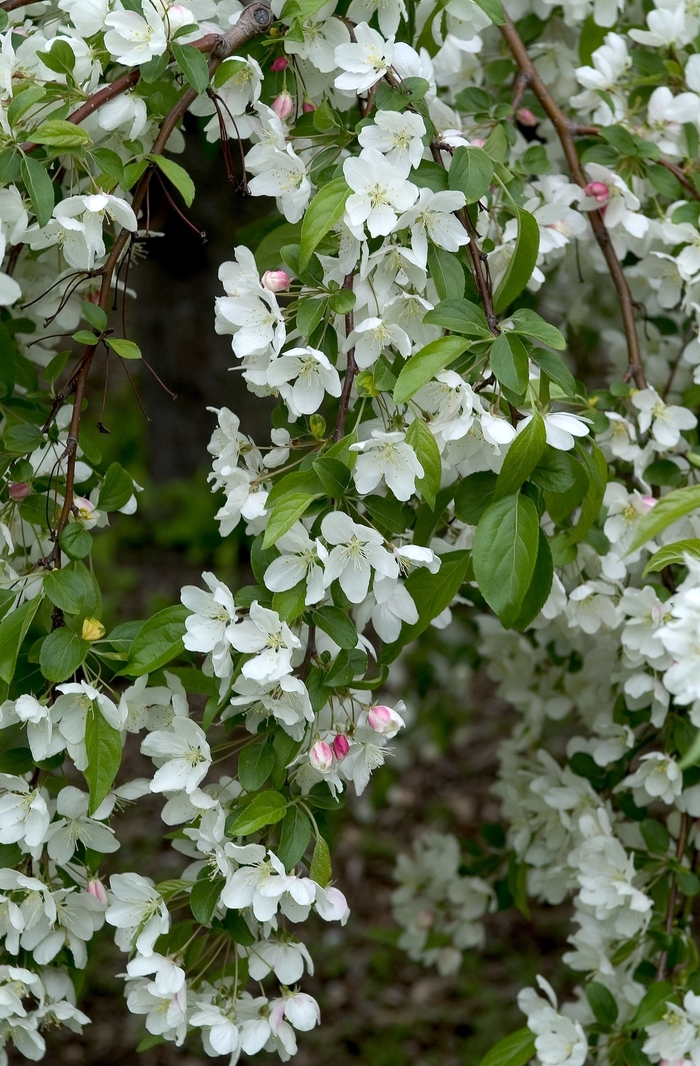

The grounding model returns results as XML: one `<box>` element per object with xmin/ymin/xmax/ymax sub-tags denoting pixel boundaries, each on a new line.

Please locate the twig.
<box><xmin>499</xmin><ymin>14</ymin><xmax>647</xmax><ymax>390</ymax></box>
<box><xmin>44</xmin><ymin>2</ymin><xmax>274</xmax><ymax>582</ymax></box>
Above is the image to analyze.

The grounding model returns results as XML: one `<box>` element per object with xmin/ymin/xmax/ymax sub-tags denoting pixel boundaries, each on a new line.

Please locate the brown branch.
<box><xmin>656</xmin><ymin>813</ymin><xmax>690</xmax><ymax>981</ymax></box>
<box><xmin>658</xmin><ymin>158</ymin><xmax>700</xmax><ymax>202</ymax></box>
<box><xmin>499</xmin><ymin>14</ymin><xmax>647</xmax><ymax>390</ymax></box>
<box><xmin>45</xmin><ymin>2</ymin><xmax>273</xmax><ymax>580</ymax></box>
<box><xmin>333</xmin><ymin>273</ymin><xmax>357</xmax><ymax>441</ymax></box>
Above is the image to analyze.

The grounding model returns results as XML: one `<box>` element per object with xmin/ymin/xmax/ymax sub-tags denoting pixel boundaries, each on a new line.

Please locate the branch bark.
<box><xmin>499</xmin><ymin>14</ymin><xmax>647</xmax><ymax>390</ymax></box>
<box><xmin>333</xmin><ymin>273</ymin><xmax>357</xmax><ymax>441</ymax></box>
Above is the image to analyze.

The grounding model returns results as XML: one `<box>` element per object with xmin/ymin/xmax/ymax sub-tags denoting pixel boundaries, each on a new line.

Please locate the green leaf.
<box><xmin>32</xmin><ymin>119</ymin><xmax>90</xmax><ymax>149</ymax></box>
<box><xmin>586</xmin><ymin>982</ymin><xmax>618</xmax><ymax>1029</ymax></box>
<box><xmin>4</xmin><ymin>423</ymin><xmax>45</xmax><ymax>454</ymax></box>
<box><xmin>639</xmin><ymin>818</ymin><xmax>670</xmax><ymax>854</ymax></box>
<box><xmin>508</xmin><ymin>308</ymin><xmax>565</xmax><ymax>350</ymax></box>
<box><xmin>277</xmin><ymin>806</ymin><xmax>312</xmax><ymax>870</ymax></box>
<box><xmin>493</xmin><ymin>207</ymin><xmax>539</xmax><ymax>313</ymax></box>
<box><xmin>490</xmin><ymin>333</ymin><xmax>528</xmax><ymax>396</ymax></box>
<box><xmin>309</xmin><ymin>834</ymin><xmax>332</xmax><ymax>887</ymax></box>
<box><xmin>59</xmin><ymin>523</ymin><xmax>92</xmax><ymax>560</ymax></box>
<box><xmin>427</xmin><ymin>245</ymin><xmax>465</xmax><ymax>301</ymax></box>
<box><xmin>238</xmin><ymin>738</ymin><xmax>276</xmax><ymax>792</ymax></box>
<box><xmin>41</xmin><ymin>39</ymin><xmax>76</xmax><ymax>75</ymax></box>
<box><xmin>405</xmin><ymin>418</ymin><xmax>441</xmax><ymax>509</ymax></box>
<box><xmin>40</xmin><ymin>628</ymin><xmax>89</xmax><ymax>682</ymax></box>
<box><xmin>448</xmin><ymin>146</ymin><xmax>494</xmax><ymax>203</ymax></box>
<box><xmin>626</xmin><ymin>983</ymin><xmax>673</xmax><ymax>1032</ymax></box>
<box><xmin>423</xmin><ymin>298</ymin><xmax>491</xmax><ymax>337</ymax></box>
<box><xmin>677</xmin><ymin>870</ymin><xmax>700</xmax><ymax>897</ymax></box>
<box><xmin>220</xmin><ymin>908</ymin><xmax>256</xmax><ymax>945</ymax></box>
<box><xmin>72</xmin><ymin>330</ymin><xmax>101</xmax><ymax>346</ymax></box>
<box><xmin>8</xmin><ymin>85</ymin><xmax>45</xmax><ymax>128</ymax></box>
<box><xmin>454</xmin><ymin>471</ymin><xmax>497</xmax><ymax>524</ymax></box>
<box><xmin>82</xmin><ymin>301</ymin><xmax>107</xmax><ymax>332</ymax></box>
<box><xmin>190</xmin><ymin>876</ymin><xmax>224</xmax><ymax>924</ymax></box>
<box><xmin>495</xmin><ymin>412</ymin><xmax>546</xmax><ymax>499</ymax></box>
<box><xmin>149</xmin><ymin>154</ymin><xmax>195</xmax><ymax>207</ymax></box>
<box><xmin>679</xmin><ymin>728</ymin><xmax>700</xmax><ymax>770</ymax></box>
<box><xmin>123</xmin><ymin>604</ymin><xmax>187</xmax><ymax>676</ymax></box>
<box><xmin>531</xmin><ymin>447</ymin><xmax>578</xmax><ymax>493</ymax></box>
<box><xmin>393</xmin><ymin>336</ymin><xmax>470</xmax><ymax>404</ymax></box>
<box><xmin>312</xmin><ymin>605</ymin><xmax>357</xmax><ymax>649</ymax></box>
<box><xmin>529</xmin><ymin>348</ymin><xmax>577</xmax><ymax>396</ymax></box>
<box><xmin>312</xmin><ymin>456</ymin><xmax>350</xmax><ymax>498</ymax></box>
<box><xmin>227</xmin><ymin>791</ymin><xmax>287</xmax><ymax>836</ymax></box>
<box><xmin>478</xmin><ymin>1028</ymin><xmax>536</xmax><ymax>1066</ymax></box>
<box><xmin>267</xmin><ymin>468</ymin><xmax>324</xmax><ymax>506</ymax></box>
<box><xmin>106</xmin><ymin>337</ymin><xmax>142</xmax><ymax>360</ymax></box>
<box><xmin>299</xmin><ymin>178</ymin><xmax>350</xmax><ymax>271</ymax></box>
<box><xmin>98</xmin><ymin>462</ymin><xmax>134</xmax><ymax>512</ymax></box>
<box><xmin>473</xmin><ymin>495</ymin><xmax>540</xmax><ymax>628</ymax></box>
<box><xmin>628</xmin><ymin>485</ymin><xmax>700</xmax><ymax>554</ymax></box>
<box><xmin>171</xmin><ymin>42</ymin><xmax>210</xmax><ymax>94</ymax></box>
<box><xmin>92</xmin><ymin>146</ymin><xmax>124</xmax><ymax>184</ymax></box>
<box><xmin>379</xmin><ymin>550</ymin><xmax>471</xmax><ymax>664</ymax></box>
<box><xmin>21</xmin><ymin>156</ymin><xmax>55</xmax><ymax>228</ymax></box>
<box><xmin>85</xmin><ymin>704</ymin><xmax>122</xmax><ymax>814</ymax></box>
<box><xmin>328</xmin><ymin>287</ymin><xmax>355</xmax><ymax>314</ymax></box>
<box><xmin>263</xmin><ymin>492</ymin><xmax>322</xmax><ymax>549</ymax></box>
<box><xmin>643</xmin><ymin>538</ymin><xmax>700</xmax><ymax>575</ymax></box>
<box><xmin>44</xmin><ymin>567</ymin><xmax>89</xmax><ymax>615</ymax></box>
<box><xmin>511</xmin><ymin>528</ymin><xmax>552</xmax><ymax>631</ymax></box>
<box><xmin>567</xmin><ymin>442</ymin><xmax>607</xmax><ymax>544</ymax></box>
<box><xmin>272</xmin><ymin>581</ymin><xmax>306</xmax><ymax>622</ymax></box>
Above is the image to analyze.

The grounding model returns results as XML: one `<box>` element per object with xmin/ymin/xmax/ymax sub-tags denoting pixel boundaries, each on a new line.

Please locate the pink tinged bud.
<box><xmin>302</xmin><ymin>100</ymin><xmax>316</xmax><ymax>112</ymax></box>
<box><xmin>367</xmin><ymin>704</ymin><xmax>404</xmax><ymax>738</ymax></box>
<box><xmin>584</xmin><ymin>181</ymin><xmax>610</xmax><ymax>204</ymax></box>
<box><xmin>86</xmin><ymin>878</ymin><xmax>108</xmax><ymax>905</ymax></box>
<box><xmin>310</xmin><ymin>740</ymin><xmax>333</xmax><ymax>773</ymax></box>
<box><xmin>262</xmin><ymin>269</ymin><xmax>290</xmax><ymax>293</ymax></box>
<box><xmin>332</xmin><ymin>734</ymin><xmax>350</xmax><ymax>760</ymax></box>
<box><xmin>642</xmin><ymin>496</ymin><xmax>657</xmax><ymax>510</ymax></box>
<box><xmin>270</xmin><ymin>56</ymin><xmax>288</xmax><ymax>71</ymax></box>
<box><xmin>271</xmin><ymin>92</ymin><xmax>294</xmax><ymax>121</ymax></box>
<box><xmin>471</xmin><ymin>137</ymin><xmax>485</xmax><ymax>147</ymax></box>
<box><xmin>517</xmin><ymin>108</ymin><xmax>538</xmax><ymax>127</ymax></box>
<box><xmin>8</xmin><ymin>482</ymin><xmax>31</xmax><ymax>501</ymax></box>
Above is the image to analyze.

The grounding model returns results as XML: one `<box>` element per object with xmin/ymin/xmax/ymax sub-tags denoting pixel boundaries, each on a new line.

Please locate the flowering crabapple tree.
<box><xmin>4</xmin><ymin>0</ymin><xmax>700</xmax><ymax>1058</ymax></box>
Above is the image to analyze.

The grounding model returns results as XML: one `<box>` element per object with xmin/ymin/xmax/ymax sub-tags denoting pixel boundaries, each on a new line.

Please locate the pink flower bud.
<box><xmin>584</xmin><ymin>180</ymin><xmax>610</xmax><ymax>204</ymax></box>
<box><xmin>8</xmin><ymin>482</ymin><xmax>31</xmax><ymax>501</ymax></box>
<box><xmin>309</xmin><ymin>740</ymin><xmax>333</xmax><ymax>773</ymax></box>
<box><xmin>332</xmin><ymin>734</ymin><xmax>350</xmax><ymax>760</ymax></box>
<box><xmin>86</xmin><ymin>878</ymin><xmax>108</xmax><ymax>905</ymax></box>
<box><xmin>262</xmin><ymin>269</ymin><xmax>290</xmax><ymax>293</ymax></box>
<box><xmin>471</xmin><ymin>137</ymin><xmax>485</xmax><ymax>147</ymax></box>
<box><xmin>302</xmin><ymin>100</ymin><xmax>316</xmax><ymax>113</ymax></box>
<box><xmin>272</xmin><ymin>92</ymin><xmax>294</xmax><ymax>121</ymax></box>
<box><xmin>367</xmin><ymin>704</ymin><xmax>405</xmax><ymax>738</ymax></box>
<box><xmin>270</xmin><ymin>56</ymin><xmax>288</xmax><ymax>71</ymax></box>
<box><xmin>642</xmin><ymin>496</ymin><xmax>657</xmax><ymax>510</ymax></box>
<box><xmin>517</xmin><ymin>108</ymin><xmax>538</xmax><ymax>126</ymax></box>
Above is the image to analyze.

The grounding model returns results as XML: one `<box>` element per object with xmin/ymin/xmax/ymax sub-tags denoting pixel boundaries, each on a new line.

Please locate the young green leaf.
<box><xmin>106</xmin><ymin>338</ymin><xmax>142</xmax><ymax>360</ymax></box>
<box><xmin>423</xmin><ymin>297</ymin><xmax>491</xmax><ymax>337</ymax></box>
<box><xmin>149</xmin><ymin>154</ymin><xmax>195</xmax><ymax>207</ymax></box>
<box><xmin>495</xmin><ymin>412</ymin><xmax>546</xmax><ymax>499</ymax></box>
<box><xmin>628</xmin><ymin>485</ymin><xmax>700</xmax><ymax>554</ymax></box>
<box><xmin>190</xmin><ymin>876</ymin><xmax>225</xmax><ymax>924</ymax></box>
<box><xmin>643</xmin><ymin>538</ymin><xmax>700</xmax><ymax>575</ymax></box>
<box><xmin>21</xmin><ymin>156</ymin><xmax>55</xmax><ymax>228</ymax></box>
<box><xmin>473</xmin><ymin>494</ymin><xmax>540</xmax><ymax>628</ymax></box>
<box><xmin>40</xmin><ymin>628</ymin><xmax>89</xmax><ymax>683</ymax></box>
<box><xmin>489</xmin><ymin>333</ymin><xmax>528</xmax><ymax>396</ymax></box>
<box><xmin>0</xmin><ymin>598</ymin><xmax>41</xmax><ymax>684</ymax></box>
<box><xmin>393</xmin><ymin>336</ymin><xmax>470</xmax><ymax>404</ymax></box>
<box><xmin>585</xmin><ymin>982</ymin><xmax>619</xmax><ymax>1029</ymax></box>
<box><xmin>263</xmin><ymin>492</ymin><xmax>322</xmax><ymax>549</ymax></box>
<box><xmin>405</xmin><ymin>417</ymin><xmax>442</xmax><ymax>509</ymax></box>
<box><xmin>227</xmin><ymin>791</ymin><xmax>287</xmax><ymax>836</ymax></box>
<box><xmin>508</xmin><ymin>308</ymin><xmax>566</xmax><ymax>350</ymax></box>
<box><xmin>309</xmin><ymin>834</ymin><xmax>332</xmax><ymax>887</ymax></box>
<box><xmin>493</xmin><ymin>207</ymin><xmax>540</xmax><ymax>313</ymax></box>
<box><xmin>172</xmin><ymin>42</ymin><xmax>210</xmax><ymax>94</ymax></box>
<box><xmin>98</xmin><ymin>462</ymin><xmax>134</xmax><ymax>512</ymax></box>
<box><xmin>312</xmin><ymin>605</ymin><xmax>357</xmax><ymax>649</ymax></box>
<box><xmin>477</xmin><ymin>1028</ymin><xmax>536</xmax><ymax>1066</ymax></box>
<box><xmin>123</xmin><ymin>604</ymin><xmax>188</xmax><ymax>676</ymax></box>
<box><xmin>85</xmin><ymin>705</ymin><xmax>122</xmax><ymax>814</ymax></box>
<box><xmin>427</xmin><ymin>245</ymin><xmax>465</xmax><ymax>301</ymax></box>
<box><xmin>448</xmin><ymin>146</ymin><xmax>494</xmax><ymax>203</ymax></box>
<box><xmin>299</xmin><ymin>178</ymin><xmax>350</xmax><ymax>271</ymax></box>
<box><xmin>32</xmin><ymin>119</ymin><xmax>91</xmax><ymax>148</ymax></box>
<box><xmin>277</xmin><ymin>806</ymin><xmax>312</xmax><ymax>870</ymax></box>
<box><xmin>238</xmin><ymin>738</ymin><xmax>276</xmax><ymax>793</ymax></box>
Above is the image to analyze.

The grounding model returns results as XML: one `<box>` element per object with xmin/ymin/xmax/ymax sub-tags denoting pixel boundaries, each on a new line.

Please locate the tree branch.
<box><xmin>499</xmin><ymin>14</ymin><xmax>647</xmax><ymax>390</ymax></box>
<box><xmin>45</xmin><ymin>3</ymin><xmax>274</xmax><ymax>578</ymax></box>
<box><xmin>656</xmin><ymin>813</ymin><xmax>690</xmax><ymax>980</ymax></box>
